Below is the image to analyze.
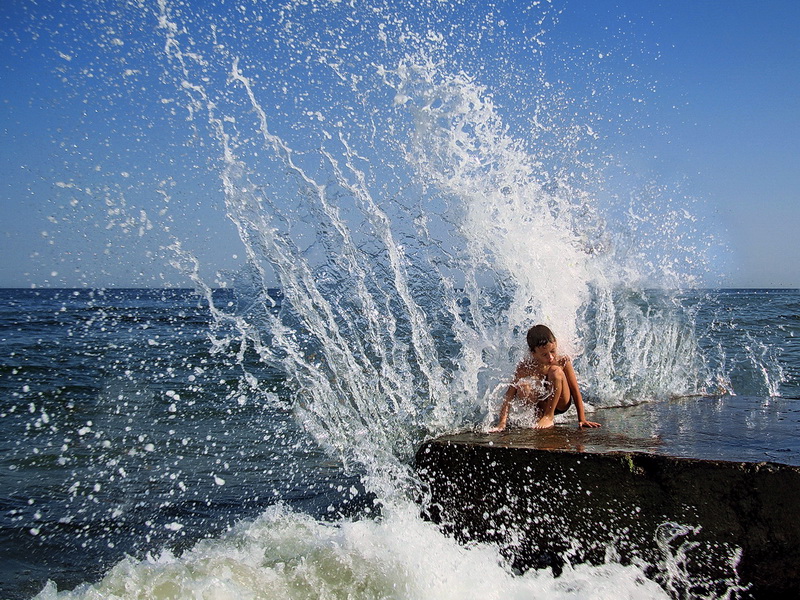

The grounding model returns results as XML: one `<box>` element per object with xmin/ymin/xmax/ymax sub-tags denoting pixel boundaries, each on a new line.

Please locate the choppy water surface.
<box><xmin>1</xmin><ymin>288</ymin><xmax>796</xmax><ymax>598</ymax></box>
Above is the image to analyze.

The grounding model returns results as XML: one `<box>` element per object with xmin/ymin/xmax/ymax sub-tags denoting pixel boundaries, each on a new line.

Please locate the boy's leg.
<box><xmin>535</xmin><ymin>367</ymin><xmax>570</xmax><ymax>429</ymax></box>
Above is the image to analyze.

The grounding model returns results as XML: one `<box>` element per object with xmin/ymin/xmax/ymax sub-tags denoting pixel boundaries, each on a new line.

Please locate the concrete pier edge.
<box><xmin>414</xmin><ymin>429</ymin><xmax>800</xmax><ymax>599</ymax></box>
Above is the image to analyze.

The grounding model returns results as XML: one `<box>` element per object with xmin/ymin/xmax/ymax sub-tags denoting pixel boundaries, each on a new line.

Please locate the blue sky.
<box><xmin>1</xmin><ymin>0</ymin><xmax>798</xmax><ymax>288</ymax></box>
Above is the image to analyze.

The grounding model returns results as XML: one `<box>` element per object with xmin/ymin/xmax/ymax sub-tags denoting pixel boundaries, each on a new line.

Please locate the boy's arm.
<box><xmin>563</xmin><ymin>357</ymin><xmax>600</xmax><ymax>428</ymax></box>
<box><xmin>489</xmin><ymin>383</ymin><xmax>516</xmax><ymax>432</ymax></box>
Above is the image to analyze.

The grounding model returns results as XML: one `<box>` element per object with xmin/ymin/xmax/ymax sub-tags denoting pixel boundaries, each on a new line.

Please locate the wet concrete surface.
<box><xmin>415</xmin><ymin>396</ymin><xmax>800</xmax><ymax>599</ymax></box>
<box><xmin>446</xmin><ymin>394</ymin><xmax>800</xmax><ymax>464</ymax></box>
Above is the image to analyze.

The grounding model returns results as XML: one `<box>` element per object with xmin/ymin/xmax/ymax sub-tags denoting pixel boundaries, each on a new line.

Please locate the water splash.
<box><xmin>34</xmin><ymin>500</ymin><xmax>674</xmax><ymax>600</ymax></box>
<box><xmin>147</xmin><ymin>0</ymin><xmax>729</xmax><ymax>489</ymax></box>
<box><xmin>651</xmin><ymin>522</ymin><xmax>747</xmax><ymax>600</ymax></box>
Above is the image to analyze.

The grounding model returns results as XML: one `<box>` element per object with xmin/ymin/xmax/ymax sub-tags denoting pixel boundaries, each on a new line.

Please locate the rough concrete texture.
<box><xmin>415</xmin><ymin>428</ymin><xmax>800</xmax><ymax>599</ymax></box>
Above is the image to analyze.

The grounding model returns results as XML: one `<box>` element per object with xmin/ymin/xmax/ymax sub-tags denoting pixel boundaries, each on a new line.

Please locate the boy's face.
<box><xmin>532</xmin><ymin>341</ymin><xmax>557</xmax><ymax>365</ymax></box>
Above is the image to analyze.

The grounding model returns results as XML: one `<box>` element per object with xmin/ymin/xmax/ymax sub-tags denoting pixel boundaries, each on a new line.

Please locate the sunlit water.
<box><xmin>1</xmin><ymin>291</ymin><xmax>795</xmax><ymax>598</ymax></box>
<box><xmin>1</xmin><ymin>0</ymin><xmax>798</xmax><ymax>598</ymax></box>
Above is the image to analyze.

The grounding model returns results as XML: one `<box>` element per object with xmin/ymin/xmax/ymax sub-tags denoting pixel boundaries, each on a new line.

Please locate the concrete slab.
<box><xmin>415</xmin><ymin>396</ymin><xmax>800</xmax><ymax>599</ymax></box>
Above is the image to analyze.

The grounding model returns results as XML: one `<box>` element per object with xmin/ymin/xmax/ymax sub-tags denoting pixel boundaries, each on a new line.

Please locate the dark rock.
<box><xmin>415</xmin><ymin>405</ymin><xmax>800</xmax><ymax>599</ymax></box>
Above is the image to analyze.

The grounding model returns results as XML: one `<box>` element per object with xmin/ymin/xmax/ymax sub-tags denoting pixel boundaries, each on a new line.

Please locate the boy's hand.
<box><xmin>578</xmin><ymin>420</ymin><xmax>601</xmax><ymax>428</ymax></box>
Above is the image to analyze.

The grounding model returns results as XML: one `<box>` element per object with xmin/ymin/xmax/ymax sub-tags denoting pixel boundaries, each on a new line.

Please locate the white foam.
<box><xmin>35</xmin><ymin>501</ymin><xmax>669</xmax><ymax>600</ymax></box>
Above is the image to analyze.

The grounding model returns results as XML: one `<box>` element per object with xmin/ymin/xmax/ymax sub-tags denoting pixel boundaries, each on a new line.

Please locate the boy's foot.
<box><xmin>534</xmin><ymin>415</ymin><xmax>554</xmax><ymax>429</ymax></box>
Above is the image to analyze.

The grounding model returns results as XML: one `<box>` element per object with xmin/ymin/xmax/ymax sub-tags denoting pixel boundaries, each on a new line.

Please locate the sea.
<box><xmin>3</xmin><ymin>0</ymin><xmax>799</xmax><ymax>598</ymax></box>
<box><xmin>0</xmin><ymin>287</ymin><xmax>796</xmax><ymax>599</ymax></box>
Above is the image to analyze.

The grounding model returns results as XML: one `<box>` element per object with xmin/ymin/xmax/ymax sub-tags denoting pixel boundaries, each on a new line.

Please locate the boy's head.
<box><xmin>526</xmin><ymin>324</ymin><xmax>556</xmax><ymax>352</ymax></box>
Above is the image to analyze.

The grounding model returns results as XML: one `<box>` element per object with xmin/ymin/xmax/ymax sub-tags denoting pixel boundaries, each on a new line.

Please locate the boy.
<box><xmin>489</xmin><ymin>324</ymin><xmax>601</xmax><ymax>431</ymax></box>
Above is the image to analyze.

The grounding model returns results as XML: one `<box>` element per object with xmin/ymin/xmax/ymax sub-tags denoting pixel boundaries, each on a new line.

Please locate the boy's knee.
<box><xmin>547</xmin><ymin>366</ymin><xmax>565</xmax><ymax>382</ymax></box>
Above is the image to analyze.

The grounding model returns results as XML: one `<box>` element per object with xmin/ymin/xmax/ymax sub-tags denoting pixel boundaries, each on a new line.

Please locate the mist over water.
<box><xmin>2</xmin><ymin>1</ymin><xmax>792</xmax><ymax>598</ymax></box>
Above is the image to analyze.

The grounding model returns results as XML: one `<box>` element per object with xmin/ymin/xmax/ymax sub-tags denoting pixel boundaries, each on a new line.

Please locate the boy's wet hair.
<box><xmin>526</xmin><ymin>324</ymin><xmax>556</xmax><ymax>351</ymax></box>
